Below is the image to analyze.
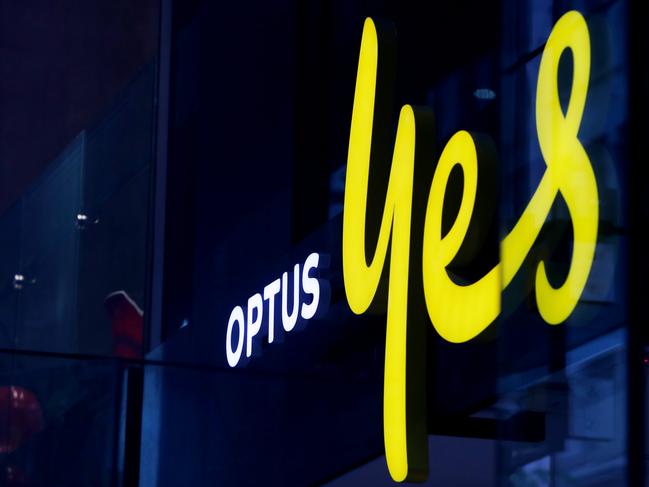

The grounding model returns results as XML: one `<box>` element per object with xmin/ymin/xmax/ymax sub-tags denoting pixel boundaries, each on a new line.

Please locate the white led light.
<box><xmin>301</xmin><ymin>253</ymin><xmax>321</xmax><ymax>320</ymax></box>
<box><xmin>225</xmin><ymin>252</ymin><xmax>328</xmax><ymax>366</ymax></box>
<box><xmin>226</xmin><ymin>306</ymin><xmax>245</xmax><ymax>367</ymax></box>
<box><xmin>246</xmin><ymin>293</ymin><xmax>263</xmax><ymax>357</ymax></box>
<box><xmin>281</xmin><ymin>264</ymin><xmax>300</xmax><ymax>332</ymax></box>
<box><xmin>263</xmin><ymin>278</ymin><xmax>281</xmax><ymax>343</ymax></box>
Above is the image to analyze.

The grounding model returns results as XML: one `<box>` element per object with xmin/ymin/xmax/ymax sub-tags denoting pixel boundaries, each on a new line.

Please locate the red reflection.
<box><xmin>0</xmin><ymin>386</ymin><xmax>44</xmax><ymax>453</ymax></box>
<box><xmin>105</xmin><ymin>290</ymin><xmax>143</xmax><ymax>359</ymax></box>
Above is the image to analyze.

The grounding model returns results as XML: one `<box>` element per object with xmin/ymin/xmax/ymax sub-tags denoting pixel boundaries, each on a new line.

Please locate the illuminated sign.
<box><xmin>226</xmin><ymin>252</ymin><xmax>326</xmax><ymax>367</ymax></box>
<box><xmin>342</xmin><ymin>11</ymin><xmax>598</xmax><ymax>483</ymax></box>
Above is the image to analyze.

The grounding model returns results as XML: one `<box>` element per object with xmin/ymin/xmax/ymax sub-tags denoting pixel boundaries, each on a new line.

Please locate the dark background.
<box><xmin>0</xmin><ymin>0</ymin><xmax>636</xmax><ymax>485</ymax></box>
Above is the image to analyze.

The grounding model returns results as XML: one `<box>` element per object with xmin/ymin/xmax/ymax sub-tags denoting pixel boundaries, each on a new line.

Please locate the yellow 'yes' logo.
<box><xmin>342</xmin><ymin>11</ymin><xmax>598</xmax><ymax>483</ymax></box>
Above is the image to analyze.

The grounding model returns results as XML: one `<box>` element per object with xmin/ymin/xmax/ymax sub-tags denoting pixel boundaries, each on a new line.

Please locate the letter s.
<box><xmin>301</xmin><ymin>253</ymin><xmax>321</xmax><ymax>320</ymax></box>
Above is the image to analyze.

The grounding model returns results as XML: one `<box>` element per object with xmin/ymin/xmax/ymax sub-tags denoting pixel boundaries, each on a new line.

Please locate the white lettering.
<box><xmin>282</xmin><ymin>264</ymin><xmax>300</xmax><ymax>332</ymax></box>
<box><xmin>226</xmin><ymin>306</ymin><xmax>245</xmax><ymax>367</ymax></box>
<box><xmin>301</xmin><ymin>252</ymin><xmax>321</xmax><ymax>320</ymax></box>
<box><xmin>263</xmin><ymin>278</ymin><xmax>281</xmax><ymax>343</ymax></box>
<box><xmin>246</xmin><ymin>293</ymin><xmax>263</xmax><ymax>357</ymax></box>
<box><xmin>225</xmin><ymin>252</ymin><xmax>328</xmax><ymax>366</ymax></box>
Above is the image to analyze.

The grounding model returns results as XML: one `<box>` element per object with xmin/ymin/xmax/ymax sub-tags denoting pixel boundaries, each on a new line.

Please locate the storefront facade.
<box><xmin>0</xmin><ymin>0</ymin><xmax>646</xmax><ymax>485</ymax></box>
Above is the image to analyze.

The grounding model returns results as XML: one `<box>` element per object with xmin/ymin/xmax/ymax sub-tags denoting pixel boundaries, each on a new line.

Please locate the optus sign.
<box><xmin>225</xmin><ymin>253</ymin><xmax>327</xmax><ymax>367</ymax></box>
<box><xmin>342</xmin><ymin>11</ymin><xmax>598</xmax><ymax>483</ymax></box>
